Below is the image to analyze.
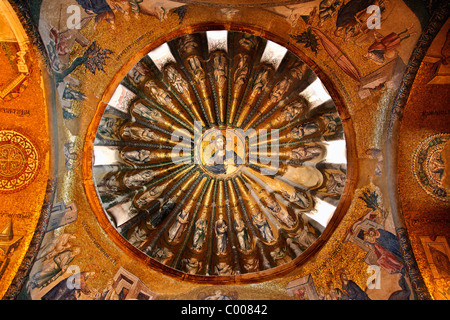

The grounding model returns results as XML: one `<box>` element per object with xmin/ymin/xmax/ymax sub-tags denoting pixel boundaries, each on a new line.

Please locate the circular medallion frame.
<box><xmin>0</xmin><ymin>130</ymin><xmax>39</xmax><ymax>193</ymax></box>
<box><xmin>413</xmin><ymin>133</ymin><xmax>450</xmax><ymax>202</ymax></box>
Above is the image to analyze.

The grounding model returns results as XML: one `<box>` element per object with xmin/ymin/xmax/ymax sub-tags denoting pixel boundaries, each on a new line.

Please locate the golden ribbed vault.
<box><xmin>91</xmin><ymin>30</ymin><xmax>348</xmax><ymax>279</ymax></box>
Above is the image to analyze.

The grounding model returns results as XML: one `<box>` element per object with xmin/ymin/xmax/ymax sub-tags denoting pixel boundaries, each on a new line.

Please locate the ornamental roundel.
<box><xmin>413</xmin><ymin>133</ymin><xmax>450</xmax><ymax>202</ymax></box>
<box><xmin>0</xmin><ymin>130</ymin><xmax>39</xmax><ymax>193</ymax></box>
<box><xmin>88</xmin><ymin>30</ymin><xmax>351</xmax><ymax>280</ymax></box>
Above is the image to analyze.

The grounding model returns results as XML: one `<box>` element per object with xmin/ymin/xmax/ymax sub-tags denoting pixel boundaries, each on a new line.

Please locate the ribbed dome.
<box><xmin>92</xmin><ymin>30</ymin><xmax>347</xmax><ymax>278</ymax></box>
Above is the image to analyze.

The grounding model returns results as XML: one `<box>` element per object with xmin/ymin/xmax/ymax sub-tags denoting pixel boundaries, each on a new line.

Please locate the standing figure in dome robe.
<box><xmin>120</xmin><ymin>149</ymin><xmax>153</xmax><ymax>165</ymax></box>
<box><xmin>289</xmin><ymin>145</ymin><xmax>323</xmax><ymax>161</ymax></box>
<box><xmin>192</xmin><ymin>218</ymin><xmax>207</xmax><ymax>251</ymax></box>
<box><xmin>147</xmin><ymin>197</ymin><xmax>177</xmax><ymax>228</ymax></box>
<box><xmin>123</xmin><ymin>169</ymin><xmax>155</xmax><ymax>188</ymax></box>
<box><xmin>132</xmin><ymin>102</ymin><xmax>162</xmax><ymax>123</ymax></box>
<box><xmin>233</xmin><ymin>54</ymin><xmax>250</xmax><ymax>92</ymax></box>
<box><xmin>121</xmin><ymin>125</ymin><xmax>159</xmax><ymax>142</ymax></box>
<box><xmin>281</xmin><ymin>189</ymin><xmax>311</xmax><ymax>209</ymax></box>
<box><xmin>287</xmin><ymin>121</ymin><xmax>320</xmax><ymax>140</ymax></box>
<box><xmin>145</xmin><ymin>81</ymin><xmax>176</xmax><ymax>111</ymax></box>
<box><xmin>213</xmin><ymin>52</ymin><xmax>228</xmax><ymax>87</ymax></box>
<box><xmin>166</xmin><ymin>65</ymin><xmax>189</xmax><ymax>94</ymax></box>
<box><xmin>265</xmin><ymin>198</ymin><xmax>295</xmax><ymax>228</ymax></box>
<box><xmin>187</xmin><ymin>56</ymin><xmax>206</xmax><ymax>84</ymax></box>
<box><xmin>252</xmin><ymin>210</ymin><xmax>275</xmax><ymax>242</ymax></box>
<box><xmin>269</xmin><ymin>78</ymin><xmax>292</xmax><ymax>104</ymax></box>
<box><xmin>215</xmin><ymin>214</ymin><xmax>228</xmax><ymax>254</ymax></box>
<box><xmin>134</xmin><ymin>183</ymin><xmax>167</xmax><ymax>208</ymax></box>
<box><xmin>234</xmin><ymin>216</ymin><xmax>250</xmax><ymax>251</ymax></box>
<box><xmin>251</xmin><ymin>68</ymin><xmax>270</xmax><ymax>95</ymax></box>
<box><xmin>168</xmin><ymin>206</ymin><xmax>191</xmax><ymax>243</ymax></box>
<box><xmin>276</xmin><ymin>100</ymin><xmax>306</xmax><ymax>122</ymax></box>
<box><xmin>178</xmin><ymin>34</ymin><xmax>198</xmax><ymax>54</ymax></box>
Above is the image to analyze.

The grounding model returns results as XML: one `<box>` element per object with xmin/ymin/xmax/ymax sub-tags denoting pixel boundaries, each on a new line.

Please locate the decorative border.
<box><xmin>4</xmin><ymin>0</ymin><xmax>445</xmax><ymax>297</ymax></box>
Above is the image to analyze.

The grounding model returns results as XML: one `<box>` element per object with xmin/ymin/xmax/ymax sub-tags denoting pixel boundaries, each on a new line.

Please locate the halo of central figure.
<box><xmin>91</xmin><ymin>29</ymin><xmax>349</xmax><ymax>279</ymax></box>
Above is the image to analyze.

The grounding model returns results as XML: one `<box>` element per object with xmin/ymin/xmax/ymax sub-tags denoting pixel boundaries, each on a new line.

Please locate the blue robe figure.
<box><xmin>75</xmin><ymin>0</ymin><xmax>112</xmax><ymax>14</ymax></box>
<box><xmin>374</xmin><ymin>229</ymin><xmax>403</xmax><ymax>260</ymax></box>
<box><xmin>360</xmin><ymin>227</ymin><xmax>405</xmax><ymax>274</ymax></box>
<box><xmin>41</xmin><ymin>272</ymin><xmax>94</xmax><ymax>300</ymax></box>
<box><xmin>388</xmin><ymin>275</ymin><xmax>411</xmax><ymax>300</ymax></box>
<box><xmin>340</xmin><ymin>271</ymin><xmax>371</xmax><ymax>300</ymax></box>
<box><xmin>75</xmin><ymin>0</ymin><xmax>115</xmax><ymax>29</ymax></box>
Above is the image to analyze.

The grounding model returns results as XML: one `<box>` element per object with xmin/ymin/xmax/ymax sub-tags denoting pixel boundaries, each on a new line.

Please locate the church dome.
<box><xmin>91</xmin><ymin>30</ymin><xmax>348</xmax><ymax>280</ymax></box>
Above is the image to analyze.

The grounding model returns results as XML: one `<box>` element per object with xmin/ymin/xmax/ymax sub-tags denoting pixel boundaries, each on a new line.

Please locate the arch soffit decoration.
<box><xmin>384</xmin><ymin>2</ymin><xmax>450</xmax><ymax>300</ymax></box>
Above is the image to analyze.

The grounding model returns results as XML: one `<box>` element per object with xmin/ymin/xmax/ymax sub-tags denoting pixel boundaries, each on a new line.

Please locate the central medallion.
<box><xmin>196</xmin><ymin>128</ymin><xmax>246</xmax><ymax>177</ymax></box>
